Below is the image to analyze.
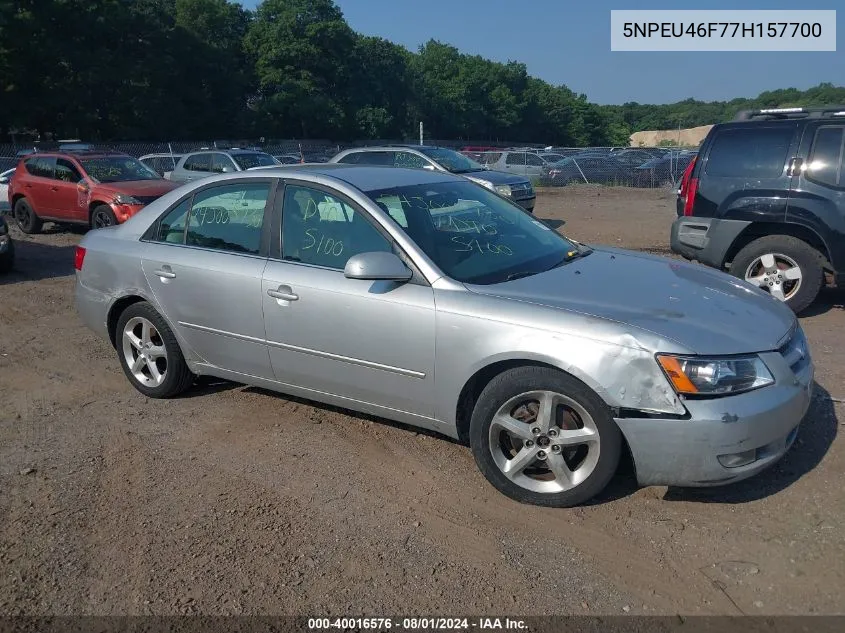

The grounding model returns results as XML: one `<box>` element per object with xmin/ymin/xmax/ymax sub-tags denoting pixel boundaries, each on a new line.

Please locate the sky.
<box><xmin>239</xmin><ymin>0</ymin><xmax>842</xmax><ymax>105</ymax></box>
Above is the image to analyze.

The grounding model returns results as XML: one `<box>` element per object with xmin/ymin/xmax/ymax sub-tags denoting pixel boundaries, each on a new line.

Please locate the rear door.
<box><xmin>175</xmin><ymin>153</ymin><xmax>212</xmax><ymax>182</ymax></box>
<box><xmin>787</xmin><ymin>122</ymin><xmax>845</xmax><ymax>275</ymax></box>
<box><xmin>695</xmin><ymin>123</ymin><xmax>799</xmax><ymax>220</ymax></box>
<box><xmin>21</xmin><ymin>156</ymin><xmax>56</xmax><ymax>215</ymax></box>
<box><xmin>140</xmin><ymin>178</ymin><xmax>276</xmax><ymax>378</ymax></box>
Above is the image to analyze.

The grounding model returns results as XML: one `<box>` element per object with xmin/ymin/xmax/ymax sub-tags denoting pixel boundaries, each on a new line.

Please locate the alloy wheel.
<box><xmin>744</xmin><ymin>252</ymin><xmax>802</xmax><ymax>302</ymax></box>
<box><xmin>122</xmin><ymin>316</ymin><xmax>168</xmax><ymax>387</ymax></box>
<box><xmin>488</xmin><ymin>390</ymin><xmax>600</xmax><ymax>494</ymax></box>
<box><xmin>92</xmin><ymin>209</ymin><xmax>114</xmax><ymax>229</ymax></box>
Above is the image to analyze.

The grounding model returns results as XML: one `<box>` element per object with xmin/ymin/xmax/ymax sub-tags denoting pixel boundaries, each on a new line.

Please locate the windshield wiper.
<box><xmin>505</xmin><ymin>270</ymin><xmax>537</xmax><ymax>281</ymax></box>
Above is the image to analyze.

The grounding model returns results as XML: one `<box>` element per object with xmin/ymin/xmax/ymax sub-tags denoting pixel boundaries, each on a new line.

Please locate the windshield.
<box><xmin>418</xmin><ymin>147</ymin><xmax>485</xmax><ymax>174</ymax></box>
<box><xmin>232</xmin><ymin>152</ymin><xmax>278</xmax><ymax>170</ymax></box>
<box><xmin>367</xmin><ymin>181</ymin><xmax>580</xmax><ymax>285</ymax></box>
<box><xmin>80</xmin><ymin>157</ymin><xmax>160</xmax><ymax>182</ymax></box>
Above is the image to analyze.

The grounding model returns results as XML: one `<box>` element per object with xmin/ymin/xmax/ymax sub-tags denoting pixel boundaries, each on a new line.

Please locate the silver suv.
<box><xmin>168</xmin><ymin>149</ymin><xmax>278</xmax><ymax>183</ymax></box>
<box><xmin>330</xmin><ymin>145</ymin><xmax>536</xmax><ymax>212</ymax></box>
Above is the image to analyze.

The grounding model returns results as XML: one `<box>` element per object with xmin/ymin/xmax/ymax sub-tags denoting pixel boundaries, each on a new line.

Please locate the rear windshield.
<box><xmin>705</xmin><ymin>127</ymin><xmax>793</xmax><ymax>178</ymax></box>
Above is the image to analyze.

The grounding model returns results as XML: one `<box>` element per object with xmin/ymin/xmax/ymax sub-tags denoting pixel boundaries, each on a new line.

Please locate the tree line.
<box><xmin>2</xmin><ymin>0</ymin><xmax>844</xmax><ymax>146</ymax></box>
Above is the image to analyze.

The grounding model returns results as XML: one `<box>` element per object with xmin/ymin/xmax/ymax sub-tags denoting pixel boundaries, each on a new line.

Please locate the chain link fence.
<box><xmin>0</xmin><ymin>139</ymin><xmax>698</xmax><ymax>189</ymax></box>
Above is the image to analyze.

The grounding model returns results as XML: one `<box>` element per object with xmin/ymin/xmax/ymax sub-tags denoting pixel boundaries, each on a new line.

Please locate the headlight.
<box><xmin>495</xmin><ymin>184</ymin><xmax>512</xmax><ymax>197</ymax></box>
<box><xmin>468</xmin><ymin>177</ymin><xmax>495</xmax><ymax>191</ymax></box>
<box><xmin>657</xmin><ymin>354</ymin><xmax>774</xmax><ymax>396</ymax></box>
<box><xmin>113</xmin><ymin>194</ymin><xmax>141</xmax><ymax>205</ymax></box>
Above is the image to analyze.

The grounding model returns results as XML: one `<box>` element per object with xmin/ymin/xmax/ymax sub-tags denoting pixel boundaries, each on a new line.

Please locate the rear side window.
<box><xmin>336</xmin><ymin>153</ymin><xmax>360</xmax><ymax>164</ymax></box>
<box><xmin>505</xmin><ymin>153</ymin><xmax>525</xmax><ymax>165</ymax></box>
<box><xmin>350</xmin><ymin>151</ymin><xmax>395</xmax><ymax>166</ymax></box>
<box><xmin>24</xmin><ymin>157</ymin><xmax>55</xmax><ymax>178</ymax></box>
<box><xmin>183</xmin><ymin>154</ymin><xmax>211</xmax><ymax>172</ymax></box>
<box><xmin>705</xmin><ymin>127</ymin><xmax>793</xmax><ymax>178</ymax></box>
<box><xmin>806</xmin><ymin>126</ymin><xmax>844</xmax><ymax>187</ymax></box>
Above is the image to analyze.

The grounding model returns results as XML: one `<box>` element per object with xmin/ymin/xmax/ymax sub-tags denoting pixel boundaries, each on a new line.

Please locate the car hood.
<box><xmin>466</xmin><ymin>247</ymin><xmax>795</xmax><ymax>355</ymax></box>
<box><xmin>95</xmin><ymin>180</ymin><xmax>181</xmax><ymax>196</ymax></box>
<box><xmin>460</xmin><ymin>169</ymin><xmax>531</xmax><ymax>186</ymax></box>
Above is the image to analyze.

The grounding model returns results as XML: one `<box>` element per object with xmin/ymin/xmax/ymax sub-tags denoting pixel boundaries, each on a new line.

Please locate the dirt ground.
<box><xmin>1</xmin><ymin>186</ymin><xmax>843</xmax><ymax>617</ymax></box>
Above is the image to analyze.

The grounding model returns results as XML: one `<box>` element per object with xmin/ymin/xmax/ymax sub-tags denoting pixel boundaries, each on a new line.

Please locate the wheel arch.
<box><xmin>89</xmin><ymin>200</ymin><xmax>113</xmax><ymax>217</ymax></box>
<box><xmin>107</xmin><ymin>295</ymin><xmax>148</xmax><ymax>348</ymax></box>
<box><xmin>724</xmin><ymin>222</ymin><xmax>832</xmax><ymax>271</ymax></box>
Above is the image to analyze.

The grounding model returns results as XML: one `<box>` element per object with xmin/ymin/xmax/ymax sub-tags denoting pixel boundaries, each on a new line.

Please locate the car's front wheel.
<box><xmin>90</xmin><ymin>204</ymin><xmax>118</xmax><ymax>229</ymax></box>
<box><xmin>469</xmin><ymin>366</ymin><xmax>622</xmax><ymax>507</ymax></box>
<box><xmin>115</xmin><ymin>302</ymin><xmax>194</xmax><ymax>398</ymax></box>
<box><xmin>13</xmin><ymin>198</ymin><xmax>43</xmax><ymax>234</ymax></box>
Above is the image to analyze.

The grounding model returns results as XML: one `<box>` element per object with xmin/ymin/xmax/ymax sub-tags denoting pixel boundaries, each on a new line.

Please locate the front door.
<box><xmin>48</xmin><ymin>158</ymin><xmax>86</xmax><ymax>220</ymax></box>
<box><xmin>262</xmin><ymin>182</ymin><xmax>436</xmax><ymax>418</ymax></box>
<box><xmin>140</xmin><ymin>179</ymin><xmax>276</xmax><ymax>379</ymax></box>
<box><xmin>786</xmin><ymin>122</ymin><xmax>845</xmax><ymax>277</ymax></box>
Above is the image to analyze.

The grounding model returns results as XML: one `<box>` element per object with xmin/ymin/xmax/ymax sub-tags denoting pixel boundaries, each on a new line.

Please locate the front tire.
<box><xmin>730</xmin><ymin>235</ymin><xmax>824</xmax><ymax>314</ymax></box>
<box><xmin>469</xmin><ymin>366</ymin><xmax>622</xmax><ymax>507</ymax></box>
<box><xmin>90</xmin><ymin>204</ymin><xmax>117</xmax><ymax>229</ymax></box>
<box><xmin>13</xmin><ymin>198</ymin><xmax>43</xmax><ymax>234</ymax></box>
<box><xmin>115</xmin><ymin>302</ymin><xmax>194</xmax><ymax>398</ymax></box>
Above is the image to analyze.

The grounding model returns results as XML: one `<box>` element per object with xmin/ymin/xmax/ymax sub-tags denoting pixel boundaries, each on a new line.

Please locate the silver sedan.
<box><xmin>74</xmin><ymin>166</ymin><xmax>814</xmax><ymax>506</ymax></box>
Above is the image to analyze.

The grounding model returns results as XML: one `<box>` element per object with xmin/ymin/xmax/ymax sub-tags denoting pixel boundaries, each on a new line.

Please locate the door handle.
<box><xmin>787</xmin><ymin>157</ymin><xmax>803</xmax><ymax>177</ymax></box>
<box><xmin>267</xmin><ymin>286</ymin><xmax>299</xmax><ymax>301</ymax></box>
<box><xmin>153</xmin><ymin>268</ymin><xmax>176</xmax><ymax>279</ymax></box>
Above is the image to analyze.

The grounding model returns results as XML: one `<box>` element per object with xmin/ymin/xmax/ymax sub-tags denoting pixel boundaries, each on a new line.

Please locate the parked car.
<box><xmin>168</xmin><ymin>149</ymin><xmax>279</xmax><ymax>183</ymax></box>
<box><xmin>632</xmin><ymin>152</ymin><xmax>696</xmax><ymax>188</ymax></box>
<box><xmin>671</xmin><ymin>105</ymin><xmax>845</xmax><ymax>313</ymax></box>
<box><xmin>0</xmin><ymin>213</ymin><xmax>13</xmax><ymax>272</ymax></box>
<box><xmin>542</xmin><ymin>156</ymin><xmax>631</xmax><ymax>186</ymax></box>
<box><xmin>610</xmin><ymin>149</ymin><xmax>660</xmax><ymax>168</ymax></box>
<box><xmin>330</xmin><ymin>145</ymin><xmax>535</xmax><ymax>212</ymax></box>
<box><xmin>7</xmin><ymin>150</ymin><xmax>180</xmax><ymax>233</ymax></box>
<box><xmin>75</xmin><ymin>165</ymin><xmax>812</xmax><ymax>507</ymax></box>
<box><xmin>479</xmin><ymin>150</ymin><xmax>550</xmax><ymax>178</ymax></box>
<box><xmin>274</xmin><ymin>154</ymin><xmax>302</xmax><ymax>165</ymax></box>
<box><xmin>0</xmin><ymin>168</ymin><xmax>15</xmax><ymax>212</ymax></box>
<box><xmin>139</xmin><ymin>153</ymin><xmax>183</xmax><ymax>178</ymax></box>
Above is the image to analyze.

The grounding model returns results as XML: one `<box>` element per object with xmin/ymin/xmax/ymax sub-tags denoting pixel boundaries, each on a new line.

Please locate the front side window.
<box><xmin>54</xmin><ymin>158</ymin><xmax>82</xmax><ymax>183</ymax></box>
<box><xmin>705</xmin><ymin>127</ymin><xmax>794</xmax><ymax>178</ymax></box>
<box><xmin>505</xmin><ymin>153</ymin><xmax>526</xmax><ymax>166</ymax></box>
<box><xmin>231</xmin><ymin>152</ymin><xmax>277</xmax><ymax>170</ymax></box>
<box><xmin>394</xmin><ymin>152</ymin><xmax>430</xmax><ymax>169</ymax></box>
<box><xmin>368</xmin><ymin>181</ymin><xmax>578</xmax><ymax>285</ymax></box>
<box><xmin>79</xmin><ymin>156</ymin><xmax>160</xmax><ymax>182</ymax></box>
<box><xmin>211</xmin><ymin>153</ymin><xmax>237</xmax><ymax>173</ymax></box>
<box><xmin>281</xmin><ymin>185</ymin><xmax>391</xmax><ymax>269</ymax></box>
<box><xmin>418</xmin><ymin>147</ymin><xmax>484</xmax><ymax>174</ymax></box>
<box><xmin>524</xmin><ymin>154</ymin><xmax>544</xmax><ymax>166</ymax></box>
<box><xmin>806</xmin><ymin>126</ymin><xmax>844</xmax><ymax>187</ymax></box>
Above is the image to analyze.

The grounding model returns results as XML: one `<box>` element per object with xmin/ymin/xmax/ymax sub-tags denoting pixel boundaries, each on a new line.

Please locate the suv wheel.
<box><xmin>731</xmin><ymin>235</ymin><xmax>824</xmax><ymax>313</ymax></box>
<box><xmin>469</xmin><ymin>366</ymin><xmax>622</xmax><ymax>507</ymax></box>
<box><xmin>13</xmin><ymin>198</ymin><xmax>43</xmax><ymax>234</ymax></box>
<box><xmin>91</xmin><ymin>205</ymin><xmax>118</xmax><ymax>229</ymax></box>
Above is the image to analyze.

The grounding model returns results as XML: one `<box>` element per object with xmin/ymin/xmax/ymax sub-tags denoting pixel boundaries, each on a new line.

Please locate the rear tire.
<box><xmin>469</xmin><ymin>366</ymin><xmax>621</xmax><ymax>507</ymax></box>
<box><xmin>115</xmin><ymin>302</ymin><xmax>195</xmax><ymax>398</ymax></box>
<box><xmin>13</xmin><ymin>198</ymin><xmax>42</xmax><ymax>234</ymax></box>
<box><xmin>730</xmin><ymin>235</ymin><xmax>824</xmax><ymax>314</ymax></box>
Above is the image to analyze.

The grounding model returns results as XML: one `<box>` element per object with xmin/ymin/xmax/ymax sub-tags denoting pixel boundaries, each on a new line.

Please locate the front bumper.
<box><xmin>515</xmin><ymin>196</ymin><xmax>535</xmax><ymax>212</ymax></box>
<box><xmin>112</xmin><ymin>203</ymin><xmax>147</xmax><ymax>223</ymax></box>
<box><xmin>617</xmin><ymin>349</ymin><xmax>814</xmax><ymax>487</ymax></box>
<box><xmin>670</xmin><ymin>216</ymin><xmax>751</xmax><ymax>268</ymax></box>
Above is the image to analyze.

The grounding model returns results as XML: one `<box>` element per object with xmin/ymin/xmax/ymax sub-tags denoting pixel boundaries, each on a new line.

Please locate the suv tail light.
<box><xmin>74</xmin><ymin>246</ymin><xmax>86</xmax><ymax>271</ymax></box>
<box><xmin>679</xmin><ymin>156</ymin><xmax>699</xmax><ymax>216</ymax></box>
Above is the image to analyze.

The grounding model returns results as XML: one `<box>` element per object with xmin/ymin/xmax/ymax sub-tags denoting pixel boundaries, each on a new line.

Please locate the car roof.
<box><xmin>344</xmin><ymin>145</ymin><xmax>450</xmax><ymax>152</ymax></box>
<box><xmin>24</xmin><ymin>150</ymin><xmax>130</xmax><ymax>160</ymax></box>
<box><xmin>242</xmin><ymin>164</ymin><xmax>460</xmax><ymax>192</ymax></box>
<box><xmin>140</xmin><ymin>153</ymin><xmax>183</xmax><ymax>158</ymax></box>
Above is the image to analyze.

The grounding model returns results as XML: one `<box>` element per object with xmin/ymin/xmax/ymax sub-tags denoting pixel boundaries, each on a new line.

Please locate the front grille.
<box><xmin>510</xmin><ymin>182</ymin><xmax>534</xmax><ymax>199</ymax></box>
<box><xmin>779</xmin><ymin>327</ymin><xmax>810</xmax><ymax>373</ymax></box>
<box><xmin>134</xmin><ymin>195</ymin><xmax>160</xmax><ymax>206</ymax></box>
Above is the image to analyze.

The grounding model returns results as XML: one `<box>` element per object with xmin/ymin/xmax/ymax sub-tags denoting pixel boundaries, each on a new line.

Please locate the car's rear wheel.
<box><xmin>91</xmin><ymin>204</ymin><xmax>117</xmax><ymax>229</ymax></box>
<box><xmin>469</xmin><ymin>366</ymin><xmax>621</xmax><ymax>507</ymax></box>
<box><xmin>731</xmin><ymin>235</ymin><xmax>824</xmax><ymax>313</ymax></box>
<box><xmin>116</xmin><ymin>302</ymin><xmax>194</xmax><ymax>398</ymax></box>
<box><xmin>13</xmin><ymin>198</ymin><xmax>43</xmax><ymax>234</ymax></box>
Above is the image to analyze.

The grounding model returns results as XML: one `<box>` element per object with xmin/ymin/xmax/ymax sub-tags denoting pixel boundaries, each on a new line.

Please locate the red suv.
<box><xmin>7</xmin><ymin>150</ymin><xmax>181</xmax><ymax>233</ymax></box>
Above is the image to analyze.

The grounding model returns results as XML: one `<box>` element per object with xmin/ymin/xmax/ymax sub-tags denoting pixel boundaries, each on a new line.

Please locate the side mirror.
<box><xmin>221</xmin><ymin>166</ymin><xmax>233</xmax><ymax>173</ymax></box>
<box><xmin>422</xmin><ymin>165</ymin><xmax>436</xmax><ymax>171</ymax></box>
<box><xmin>344</xmin><ymin>252</ymin><xmax>412</xmax><ymax>282</ymax></box>
<box><xmin>0</xmin><ymin>176</ymin><xmax>8</xmax><ymax>185</ymax></box>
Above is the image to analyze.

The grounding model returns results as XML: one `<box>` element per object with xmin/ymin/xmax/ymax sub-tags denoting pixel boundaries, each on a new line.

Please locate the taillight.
<box><xmin>74</xmin><ymin>246</ymin><xmax>86</xmax><ymax>271</ymax></box>
<box><xmin>679</xmin><ymin>156</ymin><xmax>699</xmax><ymax>216</ymax></box>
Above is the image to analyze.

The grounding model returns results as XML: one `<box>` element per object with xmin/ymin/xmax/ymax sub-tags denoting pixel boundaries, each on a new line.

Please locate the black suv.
<box><xmin>671</xmin><ymin>106</ymin><xmax>845</xmax><ymax>312</ymax></box>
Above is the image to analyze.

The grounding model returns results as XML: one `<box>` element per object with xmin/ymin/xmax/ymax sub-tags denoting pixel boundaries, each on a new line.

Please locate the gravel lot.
<box><xmin>1</xmin><ymin>186</ymin><xmax>843</xmax><ymax>617</ymax></box>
